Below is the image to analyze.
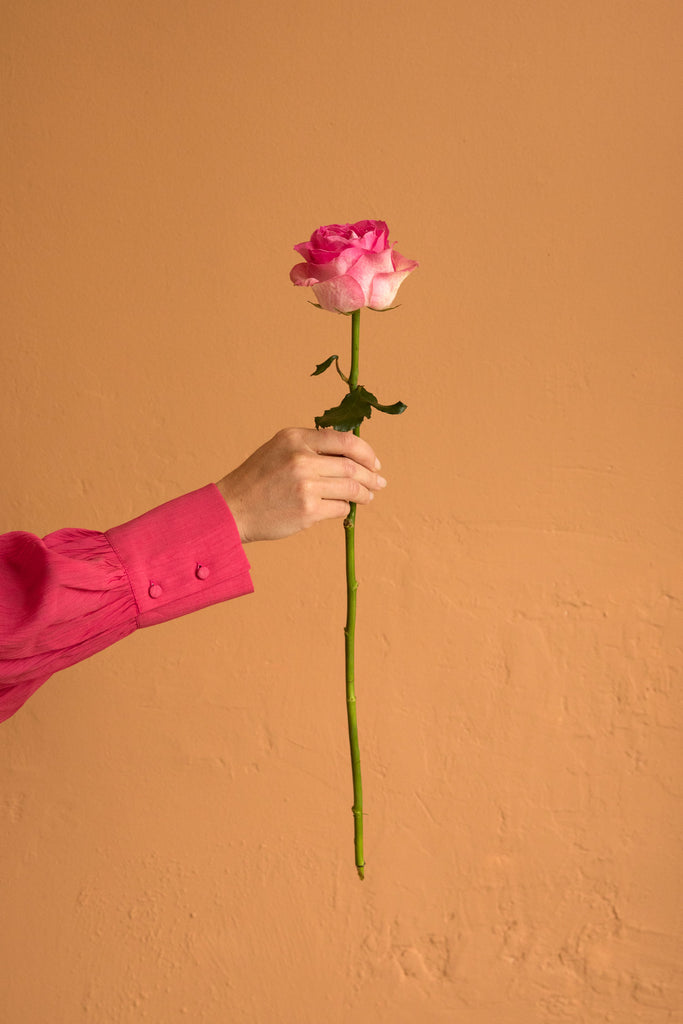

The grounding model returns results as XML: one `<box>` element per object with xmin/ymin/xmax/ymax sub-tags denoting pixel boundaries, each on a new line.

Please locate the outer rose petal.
<box><xmin>300</xmin><ymin>246</ymin><xmax>364</xmax><ymax>282</ymax></box>
<box><xmin>312</xmin><ymin>274</ymin><xmax>367</xmax><ymax>313</ymax></box>
<box><xmin>290</xmin><ymin>262</ymin><xmax>311</xmax><ymax>285</ymax></box>
<box><xmin>367</xmin><ymin>252</ymin><xmax>419</xmax><ymax>309</ymax></box>
<box><xmin>345</xmin><ymin>249</ymin><xmax>395</xmax><ymax>299</ymax></box>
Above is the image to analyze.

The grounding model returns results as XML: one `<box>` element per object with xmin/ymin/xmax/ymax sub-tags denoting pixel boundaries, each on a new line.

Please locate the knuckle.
<box><xmin>293</xmin><ymin>474</ymin><xmax>310</xmax><ymax>499</ymax></box>
<box><xmin>297</xmin><ymin>478</ymin><xmax>319</xmax><ymax>515</ymax></box>
<box><xmin>278</xmin><ymin>427</ymin><xmax>300</xmax><ymax>448</ymax></box>
<box><xmin>336</xmin><ymin>430</ymin><xmax>353</xmax><ymax>453</ymax></box>
<box><xmin>289</xmin><ymin>451</ymin><xmax>310</xmax><ymax>479</ymax></box>
<box><xmin>342</xmin><ymin>431</ymin><xmax>369</xmax><ymax>465</ymax></box>
<box><xmin>348</xmin><ymin>478</ymin><xmax>363</xmax><ymax>501</ymax></box>
<box><xmin>302</xmin><ymin>492</ymin><xmax>318</xmax><ymax>519</ymax></box>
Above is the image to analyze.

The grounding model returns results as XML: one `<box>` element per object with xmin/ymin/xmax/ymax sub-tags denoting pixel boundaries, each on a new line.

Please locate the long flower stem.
<box><xmin>344</xmin><ymin>309</ymin><xmax>364</xmax><ymax>879</ymax></box>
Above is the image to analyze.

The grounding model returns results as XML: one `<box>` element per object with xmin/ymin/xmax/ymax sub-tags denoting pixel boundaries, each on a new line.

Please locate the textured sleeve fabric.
<box><xmin>0</xmin><ymin>484</ymin><xmax>253</xmax><ymax>723</ymax></box>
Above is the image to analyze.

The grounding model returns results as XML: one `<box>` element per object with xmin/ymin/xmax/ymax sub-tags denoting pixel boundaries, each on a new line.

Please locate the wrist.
<box><xmin>216</xmin><ymin>476</ymin><xmax>249</xmax><ymax>543</ymax></box>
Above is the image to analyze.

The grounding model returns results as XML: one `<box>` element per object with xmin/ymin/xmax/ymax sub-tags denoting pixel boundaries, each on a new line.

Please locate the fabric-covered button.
<box><xmin>195</xmin><ymin>563</ymin><xmax>210</xmax><ymax>581</ymax></box>
<box><xmin>148</xmin><ymin>582</ymin><xmax>162</xmax><ymax>599</ymax></box>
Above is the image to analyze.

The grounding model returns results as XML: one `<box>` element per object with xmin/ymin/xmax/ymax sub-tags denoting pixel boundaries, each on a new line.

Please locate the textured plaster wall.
<box><xmin>1</xmin><ymin>2</ymin><xmax>682</xmax><ymax>1022</ymax></box>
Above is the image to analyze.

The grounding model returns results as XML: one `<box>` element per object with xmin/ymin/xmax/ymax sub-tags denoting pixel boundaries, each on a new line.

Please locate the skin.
<box><xmin>216</xmin><ymin>427</ymin><xmax>387</xmax><ymax>544</ymax></box>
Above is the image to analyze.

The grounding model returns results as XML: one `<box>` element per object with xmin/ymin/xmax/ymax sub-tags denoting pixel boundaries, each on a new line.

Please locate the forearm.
<box><xmin>0</xmin><ymin>484</ymin><xmax>253</xmax><ymax>723</ymax></box>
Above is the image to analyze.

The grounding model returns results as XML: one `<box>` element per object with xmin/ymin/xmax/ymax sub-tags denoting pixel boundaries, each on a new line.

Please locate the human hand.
<box><xmin>216</xmin><ymin>428</ymin><xmax>387</xmax><ymax>543</ymax></box>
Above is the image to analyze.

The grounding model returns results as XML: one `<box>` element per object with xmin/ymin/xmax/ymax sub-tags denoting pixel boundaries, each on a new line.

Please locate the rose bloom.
<box><xmin>290</xmin><ymin>220</ymin><xmax>418</xmax><ymax>313</ymax></box>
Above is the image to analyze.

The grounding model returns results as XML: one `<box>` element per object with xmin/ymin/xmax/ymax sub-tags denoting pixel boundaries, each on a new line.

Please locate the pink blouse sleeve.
<box><xmin>0</xmin><ymin>484</ymin><xmax>253</xmax><ymax>723</ymax></box>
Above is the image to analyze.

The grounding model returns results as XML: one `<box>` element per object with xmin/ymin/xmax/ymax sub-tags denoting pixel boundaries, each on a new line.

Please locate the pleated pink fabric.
<box><xmin>0</xmin><ymin>484</ymin><xmax>253</xmax><ymax>722</ymax></box>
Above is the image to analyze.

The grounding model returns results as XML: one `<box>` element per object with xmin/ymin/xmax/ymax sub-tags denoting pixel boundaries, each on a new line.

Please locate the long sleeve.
<box><xmin>0</xmin><ymin>484</ymin><xmax>253</xmax><ymax>723</ymax></box>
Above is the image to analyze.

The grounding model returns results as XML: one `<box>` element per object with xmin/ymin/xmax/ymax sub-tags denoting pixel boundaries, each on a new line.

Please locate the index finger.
<box><xmin>311</xmin><ymin>428</ymin><xmax>381</xmax><ymax>472</ymax></box>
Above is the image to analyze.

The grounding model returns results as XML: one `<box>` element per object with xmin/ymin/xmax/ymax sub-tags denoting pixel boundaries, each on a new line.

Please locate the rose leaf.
<box><xmin>372</xmin><ymin>398</ymin><xmax>408</xmax><ymax>416</ymax></box>
<box><xmin>311</xmin><ymin>355</ymin><xmax>340</xmax><ymax>377</ymax></box>
<box><xmin>358</xmin><ymin>385</ymin><xmax>407</xmax><ymax>417</ymax></box>
<box><xmin>314</xmin><ymin>389</ymin><xmax>375</xmax><ymax>432</ymax></box>
<box><xmin>314</xmin><ymin>385</ymin><xmax>407</xmax><ymax>431</ymax></box>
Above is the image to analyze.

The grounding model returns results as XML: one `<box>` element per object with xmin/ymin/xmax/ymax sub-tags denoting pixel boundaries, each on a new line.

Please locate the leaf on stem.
<box><xmin>372</xmin><ymin>397</ymin><xmax>408</xmax><ymax>415</ymax></box>
<box><xmin>311</xmin><ymin>355</ymin><xmax>349</xmax><ymax>383</ymax></box>
<box><xmin>315</xmin><ymin>385</ymin><xmax>407</xmax><ymax>432</ymax></box>
<box><xmin>311</xmin><ymin>355</ymin><xmax>340</xmax><ymax>376</ymax></box>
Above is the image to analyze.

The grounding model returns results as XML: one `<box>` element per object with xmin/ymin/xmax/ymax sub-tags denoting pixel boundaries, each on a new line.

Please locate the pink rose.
<box><xmin>290</xmin><ymin>220</ymin><xmax>418</xmax><ymax>314</ymax></box>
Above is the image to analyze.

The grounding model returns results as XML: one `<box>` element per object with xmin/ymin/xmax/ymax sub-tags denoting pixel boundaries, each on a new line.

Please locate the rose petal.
<box><xmin>352</xmin><ymin>220</ymin><xmax>389</xmax><ymax>252</ymax></box>
<box><xmin>290</xmin><ymin>262</ymin><xmax>318</xmax><ymax>286</ymax></box>
<box><xmin>311</xmin><ymin>247</ymin><xmax>365</xmax><ymax>281</ymax></box>
<box><xmin>367</xmin><ymin>252</ymin><xmax>419</xmax><ymax>309</ymax></box>
<box><xmin>295</xmin><ymin>223</ymin><xmax>359</xmax><ymax>264</ymax></box>
<box><xmin>312</xmin><ymin>274</ymin><xmax>367</xmax><ymax>313</ymax></box>
<box><xmin>392</xmin><ymin>251</ymin><xmax>419</xmax><ymax>274</ymax></box>
<box><xmin>346</xmin><ymin>249</ymin><xmax>395</xmax><ymax>298</ymax></box>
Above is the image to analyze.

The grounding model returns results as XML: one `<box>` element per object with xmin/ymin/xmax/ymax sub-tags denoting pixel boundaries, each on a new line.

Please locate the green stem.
<box><xmin>344</xmin><ymin>309</ymin><xmax>364</xmax><ymax>880</ymax></box>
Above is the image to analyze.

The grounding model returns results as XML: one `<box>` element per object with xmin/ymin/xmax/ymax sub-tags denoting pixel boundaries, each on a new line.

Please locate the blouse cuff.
<box><xmin>105</xmin><ymin>484</ymin><xmax>253</xmax><ymax>628</ymax></box>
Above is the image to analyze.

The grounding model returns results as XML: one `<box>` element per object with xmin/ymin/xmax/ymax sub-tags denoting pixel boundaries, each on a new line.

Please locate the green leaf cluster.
<box><xmin>314</xmin><ymin>384</ymin><xmax>407</xmax><ymax>432</ymax></box>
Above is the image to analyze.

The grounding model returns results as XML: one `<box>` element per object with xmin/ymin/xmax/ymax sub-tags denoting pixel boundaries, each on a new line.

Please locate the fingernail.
<box><xmin>374</xmin><ymin>457</ymin><xmax>382</xmax><ymax>470</ymax></box>
<box><xmin>377</xmin><ymin>476</ymin><xmax>387</xmax><ymax>488</ymax></box>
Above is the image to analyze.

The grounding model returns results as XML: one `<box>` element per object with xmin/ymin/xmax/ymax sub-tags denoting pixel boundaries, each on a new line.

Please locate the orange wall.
<box><xmin>1</xmin><ymin>2</ymin><xmax>682</xmax><ymax>1022</ymax></box>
